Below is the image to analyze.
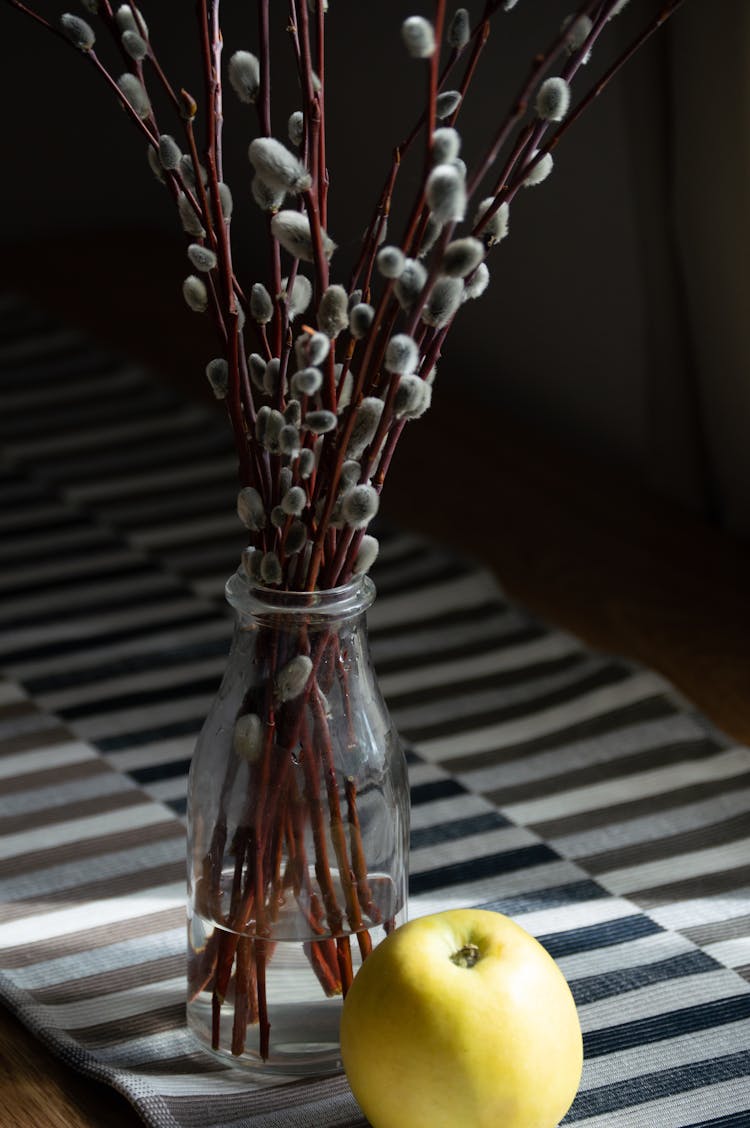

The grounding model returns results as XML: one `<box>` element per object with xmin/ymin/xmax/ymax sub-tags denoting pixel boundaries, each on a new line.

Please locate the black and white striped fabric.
<box><xmin>1</xmin><ymin>294</ymin><xmax>749</xmax><ymax>1128</ymax></box>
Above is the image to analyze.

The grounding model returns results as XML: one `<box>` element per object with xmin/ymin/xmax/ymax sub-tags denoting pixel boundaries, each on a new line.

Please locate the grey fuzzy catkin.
<box><xmin>291</xmin><ymin>367</ymin><xmax>322</xmax><ymax>396</ymax></box>
<box><xmin>385</xmin><ymin>334</ymin><xmax>419</xmax><ymax>375</ymax></box>
<box><xmin>260</xmin><ymin>551</ymin><xmax>283</xmax><ymax>586</ymax></box>
<box><xmin>233</xmin><ymin>713</ymin><xmax>263</xmax><ymax>762</ymax></box>
<box><xmin>205</xmin><ymin>358</ymin><xmax>228</xmax><ymax>399</ymax></box>
<box><xmin>284</xmin><ymin>399</ymin><xmax>302</xmax><ymax>426</ymax></box>
<box><xmin>177</xmin><ymin>193</ymin><xmax>205</xmax><ymax>237</ymax></box>
<box><xmin>281</xmin><ymin>486</ymin><xmax>306</xmax><ymax>516</ymax></box>
<box><xmin>474</xmin><ymin>197</ymin><xmax>509</xmax><ymax>245</ymax></box>
<box><xmin>187</xmin><ymin>243</ymin><xmax>217</xmax><ymax>272</ymax></box>
<box><xmin>523</xmin><ymin>150</ymin><xmax>554</xmax><ymax>187</ymax></box>
<box><xmin>353</xmin><ymin>534</ymin><xmax>379</xmax><ymax>575</ymax></box>
<box><xmin>179</xmin><ymin>153</ymin><xmax>207</xmax><ymax>188</ymax></box>
<box><xmin>418</xmin><ymin>216</ymin><xmax>442</xmax><ymax>258</ymax></box>
<box><xmin>250</xmin><ymin>283</ymin><xmax>273</xmax><ymax>324</ymax></box>
<box><xmin>158</xmin><ymin>134</ymin><xmax>181</xmax><ymax>171</ymax></box>
<box><xmin>348</xmin><ymin>289</ymin><xmax>363</xmax><ymax>312</ymax></box>
<box><xmin>263</xmin><ymin>357</ymin><xmax>281</xmax><ymax>396</ymax></box>
<box><xmin>218</xmin><ymin>182</ymin><xmax>233</xmax><ymax>221</ymax></box>
<box><xmin>337</xmin><ymin>368</ymin><xmax>353</xmax><ymax>413</ymax></box>
<box><xmin>442</xmin><ymin>237</ymin><xmax>484</xmax><ymax>278</ymax></box>
<box><xmin>115</xmin><ymin>4</ymin><xmax>147</xmax><ymax>36</ymax></box>
<box><xmin>349</xmin><ymin>303</ymin><xmax>375</xmax><ymax>339</ymax></box>
<box><xmin>237</xmin><ymin>486</ymin><xmax>266</xmax><ymax>531</ymax></box>
<box><xmin>318</xmin><ymin>285</ymin><xmax>349</xmax><ymax>338</ymax></box>
<box><xmin>464</xmin><ymin>260</ymin><xmax>490</xmax><ymax>300</ymax></box>
<box><xmin>347</xmin><ymin>397</ymin><xmax>384</xmax><ymax>459</ymax></box>
<box><xmin>263</xmin><ymin>409</ymin><xmax>285</xmax><ymax>452</ymax></box>
<box><xmin>255</xmin><ymin>404</ymin><xmax>271</xmax><ymax>443</ymax></box>
<box><xmin>271</xmin><ymin>505</ymin><xmax>286</xmax><ymax>529</ymax></box>
<box><xmin>280</xmin><ymin>467</ymin><xmax>293</xmax><ymax>495</ymax></box>
<box><xmin>183</xmin><ymin>275</ymin><xmax>208</xmax><ymax>313</ymax></box>
<box><xmin>288</xmin><ymin>110</ymin><xmax>304</xmax><ymax>147</ymax></box>
<box><xmin>298</xmin><ymin>448</ymin><xmax>316</xmax><ymax>478</ymax></box>
<box><xmin>447</xmin><ymin>8</ymin><xmax>470</xmax><ymax>49</ymax></box>
<box><xmin>286</xmin><ymin>520</ymin><xmax>307</xmax><ymax>555</ymax></box>
<box><xmin>276</xmin><ymin>654</ymin><xmax>313</xmax><ymax>701</ymax></box>
<box><xmin>377</xmin><ymin>246</ymin><xmax>406</xmax><ymax>279</ymax></box>
<box><xmin>340</xmin><ymin>460</ymin><xmax>361</xmax><ymax>491</ymax></box>
<box><xmin>436</xmin><ymin>90</ymin><xmax>462</xmax><ymax>119</ymax></box>
<box><xmin>535</xmin><ymin>77</ymin><xmax>571</xmax><ymax>122</ymax></box>
<box><xmin>395</xmin><ymin>259</ymin><xmax>427</xmax><ymax>308</ymax></box>
<box><xmin>249</xmin><ymin>353</ymin><xmax>267</xmax><ymax>391</ymax></box>
<box><xmin>304</xmin><ymin>410</ymin><xmax>337</xmax><ymax>434</ymax></box>
<box><xmin>270</xmin><ymin>211</ymin><xmax>335</xmax><ymax>263</ymax></box>
<box><xmin>60</xmin><ymin>14</ymin><xmax>95</xmax><ymax>49</ymax></box>
<box><xmin>251</xmin><ymin>175</ymin><xmax>286</xmax><ymax>213</ymax></box>
<box><xmin>122</xmin><ymin>29</ymin><xmax>148</xmax><ymax>60</ymax></box>
<box><xmin>285</xmin><ymin>275</ymin><xmax>312</xmax><ymax>319</ymax></box>
<box><xmin>426</xmin><ymin>164</ymin><xmax>466</xmax><ymax>224</ymax></box>
<box><xmin>248</xmin><ymin>137</ymin><xmax>311</xmax><ymax>194</ymax></box>
<box><xmin>394</xmin><ymin>375</ymin><xmax>432</xmax><ymax>419</ymax></box>
<box><xmin>563</xmin><ymin>13</ymin><xmax>593</xmax><ymax>55</ymax></box>
<box><xmin>432</xmin><ymin>127</ymin><xmax>461</xmax><ymax>165</ymax></box>
<box><xmin>241</xmin><ymin>546</ymin><xmax>262</xmax><ymax>583</ymax></box>
<box><xmin>401</xmin><ymin>15</ymin><xmax>435</xmax><ymax>58</ymax></box>
<box><xmin>116</xmin><ymin>73</ymin><xmax>151</xmax><ymax>119</ymax></box>
<box><xmin>341</xmin><ymin>484</ymin><xmax>379</xmax><ymax>529</ymax></box>
<box><xmin>81</xmin><ymin>0</ymin><xmax>99</xmax><ymax>11</ymax></box>
<box><xmin>422</xmin><ymin>276</ymin><xmax>463</xmax><ymax>328</ymax></box>
<box><xmin>306</xmin><ymin>331</ymin><xmax>330</xmax><ymax>367</ymax></box>
<box><xmin>147</xmin><ymin>147</ymin><xmax>164</xmax><ymax>183</ymax></box>
<box><xmin>229</xmin><ymin>51</ymin><xmax>260</xmax><ymax>104</ymax></box>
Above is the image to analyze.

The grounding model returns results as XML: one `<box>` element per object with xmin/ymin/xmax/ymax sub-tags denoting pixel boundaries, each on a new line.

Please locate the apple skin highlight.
<box><xmin>340</xmin><ymin>908</ymin><xmax>583</xmax><ymax>1128</ymax></box>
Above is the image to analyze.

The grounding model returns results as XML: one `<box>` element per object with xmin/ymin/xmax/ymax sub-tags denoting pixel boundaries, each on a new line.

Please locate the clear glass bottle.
<box><xmin>186</xmin><ymin>571</ymin><xmax>409</xmax><ymax>1076</ymax></box>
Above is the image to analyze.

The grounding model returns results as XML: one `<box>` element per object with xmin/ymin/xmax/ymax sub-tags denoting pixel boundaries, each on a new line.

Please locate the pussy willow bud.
<box><xmin>205</xmin><ymin>358</ymin><xmax>228</xmax><ymax>399</ymax></box>
<box><xmin>248</xmin><ymin>137</ymin><xmax>311</xmax><ymax>194</ymax></box>
<box><xmin>292</xmin><ymin>367</ymin><xmax>323</xmax><ymax>396</ymax></box>
<box><xmin>218</xmin><ymin>182</ymin><xmax>233</xmax><ymax>221</ymax></box>
<box><xmin>523</xmin><ymin>151</ymin><xmax>554</xmax><ymax>187</ymax></box>
<box><xmin>354</xmin><ymin>534</ymin><xmax>379</xmax><ymax>575</ymax></box>
<box><xmin>536</xmin><ymin>77</ymin><xmax>571</xmax><ymax>122</ymax></box>
<box><xmin>442</xmin><ymin>237</ymin><xmax>484</xmax><ymax>278</ymax></box>
<box><xmin>285</xmin><ymin>400</ymin><xmax>302</xmax><ymax>426</ymax></box>
<box><xmin>179</xmin><ymin>154</ymin><xmax>207</xmax><ymax>189</ymax></box>
<box><xmin>183</xmin><ymin>275</ymin><xmax>208</xmax><ymax>313</ymax></box>
<box><xmin>377</xmin><ymin>245</ymin><xmax>406</xmax><ymax>279</ymax></box>
<box><xmin>281</xmin><ymin>486</ymin><xmax>306</xmax><ymax>516</ymax></box>
<box><xmin>187</xmin><ymin>244</ymin><xmax>217</xmax><ymax>272</ymax></box>
<box><xmin>263</xmin><ymin>358</ymin><xmax>281</xmax><ymax>397</ymax></box>
<box><xmin>271</xmin><ymin>211</ymin><xmax>335</xmax><ymax>262</ymax></box>
<box><xmin>233</xmin><ymin>713</ymin><xmax>263</xmax><ymax>762</ymax></box>
<box><xmin>177</xmin><ymin>193</ymin><xmax>205</xmax><ymax>237</ymax></box>
<box><xmin>298</xmin><ymin>448</ymin><xmax>316</xmax><ymax>478</ymax></box>
<box><xmin>117</xmin><ymin>73</ymin><xmax>151</xmax><ymax>119</ymax></box>
<box><xmin>147</xmin><ymin>147</ymin><xmax>164</xmax><ymax>183</ymax></box>
<box><xmin>271</xmin><ymin>505</ymin><xmax>286</xmax><ymax>529</ymax></box>
<box><xmin>422</xmin><ymin>276</ymin><xmax>463</xmax><ymax>328</ymax></box>
<box><xmin>318</xmin><ymin>285</ymin><xmax>349</xmax><ymax>338</ymax></box>
<box><xmin>122</xmin><ymin>29</ymin><xmax>148</xmax><ymax>60</ymax></box>
<box><xmin>255</xmin><ymin>404</ymin><xmax>271</xmax><ymax>443</ymax></box>
<box><xmin>281</xmin><ymin>466</ymin><xmax>293</xmax><ymax>495</ymax></box>
<box><xmin>60</xmin><ymin>13</ymin><xmax>95</xmax><ymax>49</ymax></box>
<box><xmin>279</xmin><ymin>424</ymin><xmax>300</xmax><ymax>457</ymax></box>
<box><xmin>447</xmin><ymin>8</ymin><xmax>470</xmax><ymax>49</ymax></box>
<box><xmin>80</xmin><ymin>0</ymin><xmax>99</xmax><ymax>12</ymax></box>
<box><xmin>252</xmin><ymin>175</ymin><xmax>286</xmax><ymax>213</ymax></box>
<box><xmin>608</xmin><ymin>0</ymin><xmax>631</xmax><ymax>17</ymax></box>
<box><xmin>276</xmin><ymin>654</ymin><xmax>313</xmax><ymax>701</ymax></box>
<box><xmin>158</xmin><ymin>134</ymin><xmax>181</xmax><ymax>171</ymax></box>
<box><xmin>241</xmin><ymin>546</ymin><xmax>262</xmax><ymax>583</ymax></box>
<box><xmin>402</xmin><ymin>15</ymin><xmax>436</xmax><ymax>58</ymax></box>
<box><xmin>348</xmin><ymin>289</ymin><xmax>363</xmax><ymax>312</ymax></box>
<box><xmin>286</xmin><ymin>520</ymin><xmax>307</xmax><ymax>555</ymax></box>
<box><xmin>502</xmin><ymin>0</ymin><xmax>520</xmax><ymax>9</ymax></box>
<box><xmin>306</xmin><ymin>331</ymin><xmax>331</xmax><ymax>367</ymax></box>
<box><xmin>563</xmin><ymin>13</ymin><xmax>593</xmax><ymax>56</ymax></box>
<box><xmin>249</xmin><ymin>353</ymin><xmax>267</xmax><ymax>391</ymax></box>
<box><xmin>288</xmin><ymin>110</ymin><xmax>304</xmax><ymax>147</ymax></box>
<box><xmin>474</xmin><ymin>198</ymin><xmax>509</xmax><ymax>245</ymax></box>
<box><xmin>285</xmin><ymin>274</ymin><xmax>312</xmax><ymax>319</ymax></box>
<box><xmin>385</xmin><ymin>334</ymin><xmax>419</xmax><ymax>375</ymax></box>
<box><xmin>341</xmin><ymin>484</ymin><xmax>380</xmax><ymax>529</ymax></box>
<box><xmin>304</xmin><ymin>410</ymin><xmax>337</xmax><ymax>435</ymax></box>
<box><xmin>432</xmin><ymin>127</ymin><xmax>461</xmax><ymax>165</ymax></box>
<box><xmin>263</xmin><ymin>410</ymin><xmax>285</xmax><ymax>453</ymax></box>
<box><xmin>115</xmin><ymin>4</ymin><xmax>147</xmax><ymax>36</ymax></box>
<box><xmin>395</xmin><ymin>259</ymin><xmax>427</xmax><ymax>308</ymax></box>
<box><xmin>426</xmin><ymin>164</ymin><xmax>466</xmax><ymax>224</ymax></box>
<box><xmin>250</xmin><ymin>283</ymin><xmax>273</xmax><ymax>324</ymax></box>
<box><xmin>237</xmin><ymin>486</ymin><xmax>266</xmax><ymax>531</ymax></box>
<box><xmin>348</xmin><ymin>397</ymin><xmax>384</xmax><ymax>459</ymax></box>
<box><xmin>394</xmin><ymin>374</ymin><xmax>425</xmax><ymax>419</ymax></box>
<box><xmin>260</xmin><ymin>551</ymin><xmax>283</xmax><ymax>586</ymax></box>
<box><xmin>340</xmin><ymin>460</ymin><xmax>361</xmax><ymax>491</ymax></box>
<box><xmin>337</xmin><ymin>368</ymin><xmax>353</xmax><ymax>413</ymax></box>
<box><xmin>349</xmin><ymin>303</ymin><xmax>375</xmax><ymax>339</ymax></box>
<box><xmin>418</xmin><ymin>216</ymin><xmax>442</xmax><ymax>258</ymax></box>
<box><xmin>229</xmin><ymin>51</ymin><xmax>260</xmax><ymax>103</ymax></box>
<box><xmin>464</xmin><ymin>260</ymin><xmax>490</xmax><ymax>300</ymax></box>
<box><xmin>436</xmin><ymin>90</ymin><xmax>462</xmax><ymax>119</ymax></box>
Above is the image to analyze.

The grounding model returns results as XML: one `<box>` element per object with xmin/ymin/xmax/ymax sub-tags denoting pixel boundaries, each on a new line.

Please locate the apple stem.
<box><xmin>450</xmin><ymin>944</ymin><xmax>481</xmax><ymax>969</ymax></box>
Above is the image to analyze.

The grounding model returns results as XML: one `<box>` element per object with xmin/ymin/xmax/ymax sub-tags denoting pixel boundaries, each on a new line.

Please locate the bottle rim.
<box><xmin>225</xmin><ymin>569</ymin><xmax>376</xmax><ymax>619</ymax></box>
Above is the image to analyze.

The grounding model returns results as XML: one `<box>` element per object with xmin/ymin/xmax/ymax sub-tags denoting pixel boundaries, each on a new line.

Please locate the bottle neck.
<box><xmin>225</xmin><ymin>570</ymin><xmax>376</xmax><ymax>631</ymax></box>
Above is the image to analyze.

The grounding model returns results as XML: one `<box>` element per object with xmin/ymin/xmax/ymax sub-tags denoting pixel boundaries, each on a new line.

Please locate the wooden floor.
<box><xmin>2</xmin><ymin>232</ymin><xmax>750</xmax><ymax>1125</ymax></box>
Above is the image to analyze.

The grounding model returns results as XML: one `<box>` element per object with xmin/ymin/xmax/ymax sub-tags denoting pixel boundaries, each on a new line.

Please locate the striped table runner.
<box><xmin>0</xmin><ymin>294</ymin><xmax>749</xmax><ymax>1127</ymax></box>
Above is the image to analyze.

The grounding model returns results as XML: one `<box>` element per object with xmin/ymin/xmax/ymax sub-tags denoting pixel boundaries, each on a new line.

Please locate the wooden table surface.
<box><xmin>2</xmin><ymin>233</ymin><xmax>750</xmax><ymax>1126</ymax></box>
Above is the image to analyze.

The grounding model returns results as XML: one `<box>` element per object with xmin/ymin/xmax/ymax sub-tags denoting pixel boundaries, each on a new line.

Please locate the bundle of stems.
<box><xmin>6</xmin><ymin>0</ymin><xmax>687</xmax><ymax>1061</ymax></box>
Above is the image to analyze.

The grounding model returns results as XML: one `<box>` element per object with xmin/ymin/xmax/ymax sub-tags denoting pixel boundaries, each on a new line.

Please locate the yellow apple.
<box><xmin>340</xmin><ymin>908</ymin><xmax>582</xmax><ymax>1128</ymax></box>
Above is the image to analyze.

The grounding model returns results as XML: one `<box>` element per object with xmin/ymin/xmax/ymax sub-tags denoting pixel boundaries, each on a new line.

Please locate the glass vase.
<box><xmin>186</xmin><ymin>571</ymin><xmax>410</xmax><ymax>1076</ymax></box>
